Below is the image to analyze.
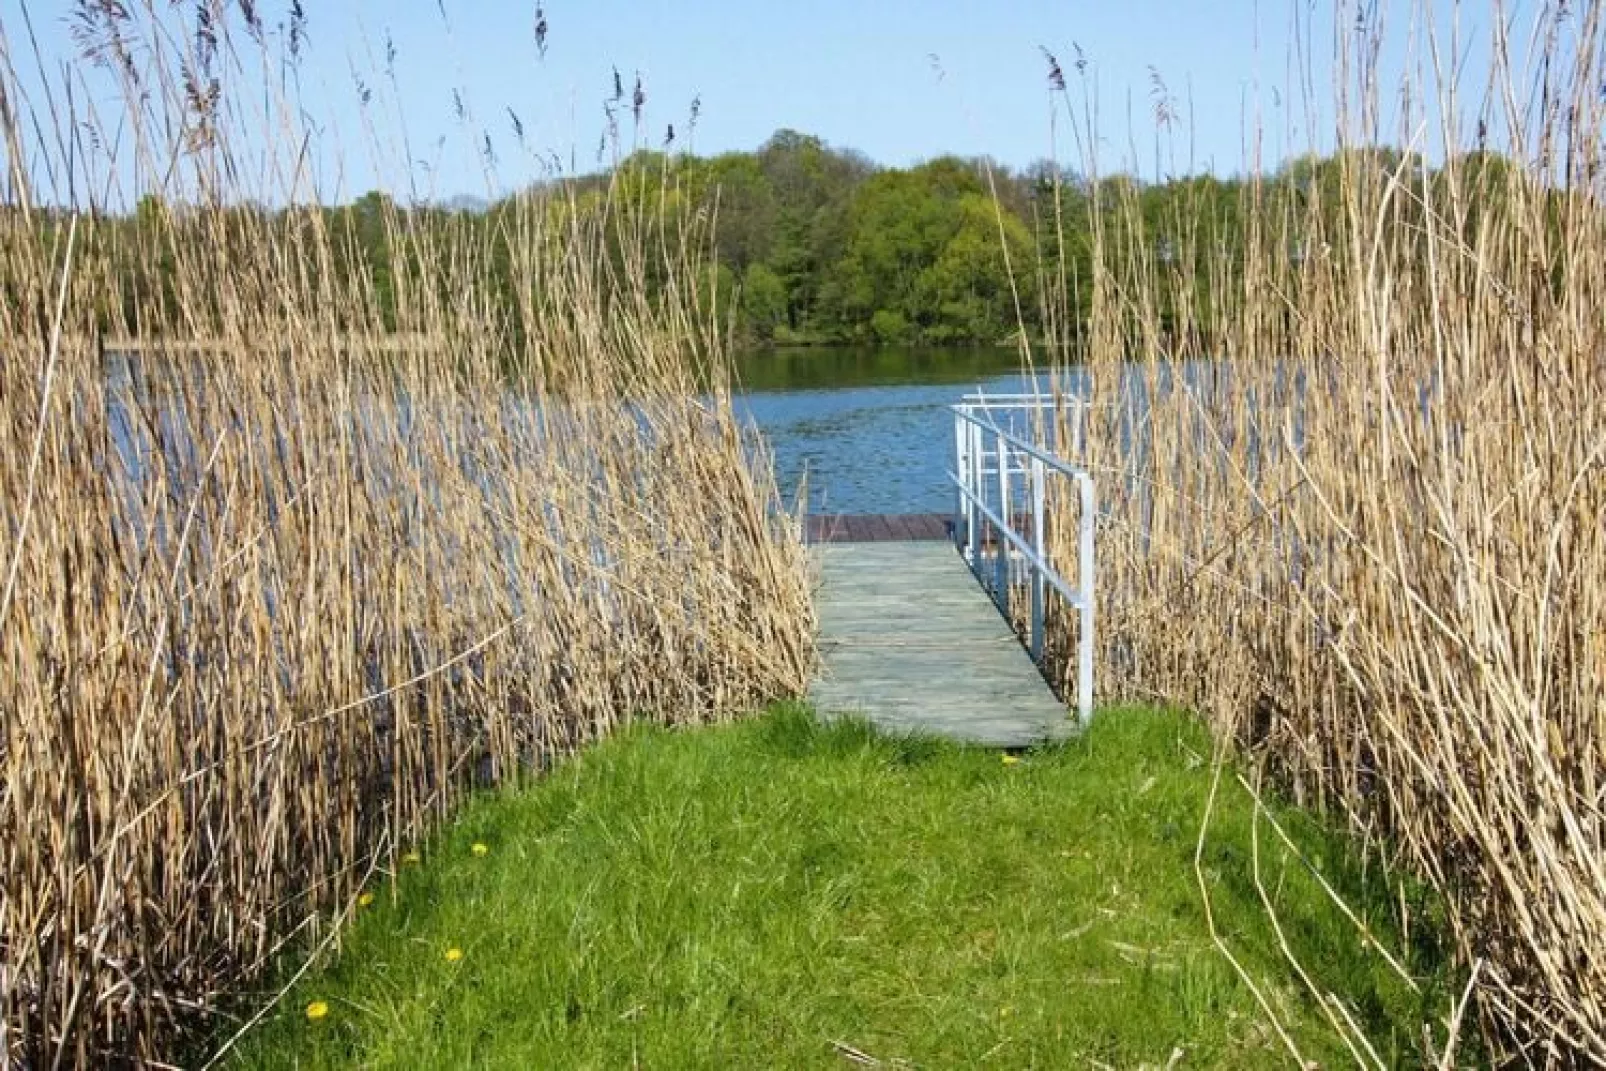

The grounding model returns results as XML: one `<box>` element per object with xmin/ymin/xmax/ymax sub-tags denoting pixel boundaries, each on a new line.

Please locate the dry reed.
<box><xmin>0</xmin><ymin>3</ymin><xmax>811</xmax><ymax>1065</ymax></box>
<box><xmin>1038</xmin><ymin>2</ymin><xmax>1606</xmax><ymax>1063</ymax></box>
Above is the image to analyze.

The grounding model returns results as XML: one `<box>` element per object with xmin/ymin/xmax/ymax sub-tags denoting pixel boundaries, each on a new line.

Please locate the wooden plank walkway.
<box><xmin>808</xmin><ymin>540</ymin><xmax>1073</xmax><ymax>747</ymax></box>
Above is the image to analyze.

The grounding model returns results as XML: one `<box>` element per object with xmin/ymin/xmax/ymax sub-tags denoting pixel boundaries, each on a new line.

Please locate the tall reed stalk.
<box><xmin>0</xmin><ymin>4</ymin><xmax>812</xmax><ymax>1064</ymax></box>
<box><xmin>1041</xmin><ymin>3</ymin><xmax>1606</xmax><ymax>1062</ymax></box>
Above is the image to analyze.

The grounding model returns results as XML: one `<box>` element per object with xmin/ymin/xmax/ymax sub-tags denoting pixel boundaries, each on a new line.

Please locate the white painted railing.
<box><xmin>951</xmin><ymin>394</ymin><xmax>1096</xmax><ymax>727</ymax></box>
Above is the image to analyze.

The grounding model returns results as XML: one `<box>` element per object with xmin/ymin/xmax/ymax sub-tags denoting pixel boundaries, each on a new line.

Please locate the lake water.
<box><xmin>733</xmin><ymin>346</ymin><xmax>1075</xmax><ymax>515</ymax></box>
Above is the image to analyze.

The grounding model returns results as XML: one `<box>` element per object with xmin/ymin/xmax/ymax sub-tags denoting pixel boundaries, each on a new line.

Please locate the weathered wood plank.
<box><xmin>808</xmin><ymin>541</ymin><xmax>1072</xmax><ymax>747</ymax></box>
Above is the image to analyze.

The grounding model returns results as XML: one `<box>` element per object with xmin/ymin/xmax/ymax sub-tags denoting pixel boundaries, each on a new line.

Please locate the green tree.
<box><xmin>921</xmin><ymin>193</ymin><xmax>1035</xmax><ymax>343</ymax></box>
<box><xmin>739</xmin><ymin>263</ymin><xmax>788</xmax><ymax>341</ymax></box>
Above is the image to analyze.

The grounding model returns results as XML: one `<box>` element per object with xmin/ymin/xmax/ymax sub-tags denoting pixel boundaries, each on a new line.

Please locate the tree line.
<box><xmin>50</xmin><ymin>130</ymin><xmax>1534</xmax><ymax>352</ymax></box>
<box><xmin>508</xmin><ymin>131</ymin><xmax>1528</xmax><ymax>349</ymax></box>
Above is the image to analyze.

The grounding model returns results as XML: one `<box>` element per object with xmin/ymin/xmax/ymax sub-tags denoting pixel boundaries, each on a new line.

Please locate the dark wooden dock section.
<box><xmin>805</xmin><ymin>513</ymin><xmax>1035</xmax><ymax>548</ymax></box>
<box><xmin>804</xmin><ymin>513</ymin><xmax>951</xmax><ymax>543</ymax></box>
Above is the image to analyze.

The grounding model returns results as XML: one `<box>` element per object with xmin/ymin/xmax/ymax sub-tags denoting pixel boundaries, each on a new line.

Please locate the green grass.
<box><xmin>226</xmin><ymin>706</ymin><xmax>1457</xmax><ymax>1068</ymax></box>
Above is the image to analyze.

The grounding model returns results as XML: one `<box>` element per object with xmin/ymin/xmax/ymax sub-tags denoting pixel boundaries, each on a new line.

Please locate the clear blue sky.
<box><xmin>333</xmin><ymin>0</ymin><xmax>1297</xmax><ymax>176</ymax></box>
<box><xmin>2</xmin><ymin>0</ymin><xmax>1508</xmax><ymax>203</ymax></box>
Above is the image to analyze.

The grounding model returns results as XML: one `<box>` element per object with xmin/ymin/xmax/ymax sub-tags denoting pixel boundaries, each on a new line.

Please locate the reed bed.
<box><xmin>0</xmin><ymin>5</ymin><xmax>811</xmax><ymax>1065</ymax></box>
<box><xmin>1038</xmin><ymin>3</ymin><xmax>1606</xmax><ymax>1063</ymax></box>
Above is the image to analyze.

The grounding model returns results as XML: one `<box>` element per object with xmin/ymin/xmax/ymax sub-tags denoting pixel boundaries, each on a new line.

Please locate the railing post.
<box><xmin>1030</xmin><ymin>455</ymin><xmax>1046</xmax><ymax>661</ymax></box>
<box><xmin>953</xmin><ymin>404</ymin><xmax>969</xmax><ymax>552</ymax></box>
<box><xmin>994</xmin><ymin>433</ymin><xmax>1010</xmax><ymax>611</ymax></box>
<box><xmin>968</xmin><ymin>419</ymin><xmax>983</xmax><ymax>574</ymax></box>
<box><xmin>1076</xmin><ymin>472</ymin><xmax>1096</xmax><ymax>727</ymax></box>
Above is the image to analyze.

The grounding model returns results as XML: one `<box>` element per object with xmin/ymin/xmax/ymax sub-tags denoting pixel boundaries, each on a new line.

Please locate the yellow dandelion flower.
<box><xmin>471</xmin><ymin>842</ymin><xmax>489</xmax><ymax>857</ymax></box>
<box><xmin>357</xmin><ymin>891</ymin><xmax>375</xmax><ymax>908</ymax></box>
<box><xmin>445</xmin><ymin>947</ymin><xmax>464</xmax><ymax>963</ymax></box>
<box><xmin>1001</xmin><ymin>754</ymin><xmax>1020</xmax><ymax>766</ymax></box>
<box><xmin>401</xmin><ymin>851</ymin><xmax>421</xmax><ymax>866</ymax></box>
<box><xmin>305</xmin><ymin>1000</ymin><xmax>329</xmax><ymax>1021</ymax></box>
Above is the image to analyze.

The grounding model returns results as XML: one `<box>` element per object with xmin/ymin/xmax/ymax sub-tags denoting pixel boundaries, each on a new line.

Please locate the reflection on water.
<box><xmin>732</xmin><ymin>345</ymin><xmax>1030</xmax><ymax>392</ymax></box>
<box><xmin>733</xmin><ymin>346</ymin><xmax>1078</xmax><ymax>515</ymax></box>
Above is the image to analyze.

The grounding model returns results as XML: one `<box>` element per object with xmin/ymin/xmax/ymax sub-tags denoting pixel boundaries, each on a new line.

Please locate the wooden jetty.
<box><xmin>807</xmin><ymin>515</ymin><xmax>1072</xmax><ymax>748</ymax></box>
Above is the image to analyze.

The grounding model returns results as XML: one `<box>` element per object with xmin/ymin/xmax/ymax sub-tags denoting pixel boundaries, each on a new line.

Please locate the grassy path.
<box><xmin>228</xmin><ymin>707</ymin><xmax>1454</xmax><ymax>1068</ymax></box>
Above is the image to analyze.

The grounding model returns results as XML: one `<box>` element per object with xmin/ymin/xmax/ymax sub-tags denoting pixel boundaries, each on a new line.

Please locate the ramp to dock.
<box><xmin>808</xmin><ymin>538</ymin><xmax>1071</xmax><ymax>748</ymax></box>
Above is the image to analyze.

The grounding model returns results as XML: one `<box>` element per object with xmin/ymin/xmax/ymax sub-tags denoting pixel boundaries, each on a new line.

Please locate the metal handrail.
<box><xmin>950</xmin><ymin>396</ymin><xmax>1096</xmax><ymax>727</ymax></box>
<box><xmin>958</xmin><ymin>390</ymin><xmax>1088</xmax><ymax>455</ymax></box>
